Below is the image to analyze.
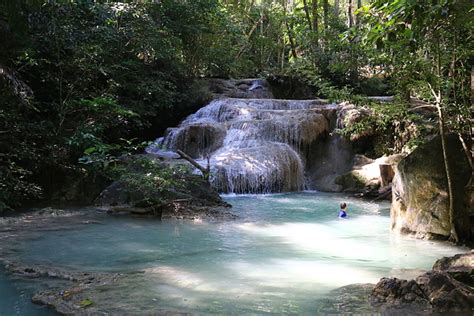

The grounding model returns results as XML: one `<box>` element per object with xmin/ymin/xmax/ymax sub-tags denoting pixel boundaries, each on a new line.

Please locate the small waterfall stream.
<box><xmin>147</xmin><ymin>81</ymin><xmax>348</xmax><ymax>194</ymax></box>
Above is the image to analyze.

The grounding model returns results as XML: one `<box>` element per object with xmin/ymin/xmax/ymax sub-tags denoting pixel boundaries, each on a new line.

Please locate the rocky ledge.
<box><xmin>95</xmin><ymin>156</ymin><xmax>236</xmax><ymax>221</ymax></box>
<box><xmin>3</xmin><ymin>260</ymin><xmax>122</xmax><ymax>315</ymax></box>
<box><xmin>370</xmin><ymin>251</ymin><xmax>474</xmax><ymax>313</ymax></box>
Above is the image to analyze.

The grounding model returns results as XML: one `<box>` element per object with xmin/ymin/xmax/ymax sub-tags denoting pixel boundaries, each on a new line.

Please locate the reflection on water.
<box><xmin>0</xmin><ymin>192</ymin><xmax>467</xmax><ymax>314</ymax></box>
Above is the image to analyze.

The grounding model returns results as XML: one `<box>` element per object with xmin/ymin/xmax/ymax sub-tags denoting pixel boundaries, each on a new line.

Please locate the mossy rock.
<box><xmin>391</xmin><ymin>134</ymin><xmax>472</xmax><ymax>241</ymax></box>
<box><xmin>334</xmin><ymin>172</ymin><xmax>367</xmax><ymax>191</ymax></box>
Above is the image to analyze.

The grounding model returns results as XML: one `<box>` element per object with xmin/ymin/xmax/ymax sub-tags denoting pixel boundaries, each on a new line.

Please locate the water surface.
<box><xmin>0</xmin><ymin>192</ymin><xmax>466</xmax><ymax>314</ymax></box>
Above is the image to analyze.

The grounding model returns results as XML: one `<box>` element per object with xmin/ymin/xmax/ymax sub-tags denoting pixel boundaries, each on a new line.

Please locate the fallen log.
<box><xmin>176</xmin><ymin>149</ymin><xmax>210</xmax><ymax>180</ymax></box>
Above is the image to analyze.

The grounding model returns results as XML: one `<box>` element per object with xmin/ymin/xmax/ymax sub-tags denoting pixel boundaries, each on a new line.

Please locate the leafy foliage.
<box><xmin>0</xmin><ymin>0</ymin><xmax>471</xmax><ymax>210</ymax></box>
<box><xmin>111</xmin><ymin>156</ymin><xmax>191</xmax><ymax>206</ymax></box>
<box><xmin>0</xmin><ymin>1</ymin><xmax>249</xmax><ymax>209</ymax></box>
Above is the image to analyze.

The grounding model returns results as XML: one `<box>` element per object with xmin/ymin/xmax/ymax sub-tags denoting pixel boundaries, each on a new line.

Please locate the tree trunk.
<box><xmin>236</xmin><ymin>15</ymin><xmax>263</xmax><ymax>59</ymax></box>
<box><xmin>302</xmin><ymin>0</ymin><xmax>313</xmax><ymax>30</ymax></box>
<box><xmin>312</xmin><ymin>0</ymin><xmax>319</xmax><ymax>40</ymax></box>
<box><xmin>356</xmin><ymin>0</ymin><xmax>362</xmax><ymax>26</ymax></box>
<box><xmin>348</xmin><ymin>0</ymin><xmax>354</xmax><ymax>28</ymax></box>
<box><xmin>323</xmin><ymin>0</ymin><xmax>329</xmax><ymax>30</ymax></box>
<box><xmin>436</xmin><ymin>101</ymin><xmax>458</xmax><ymax>243</ymax></box>
<box><xmin>285</xmin><ymin>20</ymin><xmax>298</xmax><ymax>60</ymax></box>
<box><xmin>430</xmin><ymin>38</ymin><xmax>458</xmax><ymax>243</ymax></box>
<box><xmin>334</xmin><ymin>0</ymin><xmax>339</xmax><ymax>17</ymax></box>
<box><xmin>177</xmin><ymin>150</ymin><xmax>210</xmax><ymax>181</ymax></box>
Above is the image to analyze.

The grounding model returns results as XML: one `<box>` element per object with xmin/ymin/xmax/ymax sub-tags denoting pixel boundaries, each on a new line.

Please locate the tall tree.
<box><xmin>302</xmin><ymin>0</ymin><xmax>313</xmax><ymax>30</ymax></box>
<box><xmin>356</xmin><ymin>0</ymin><xmax>362</xmax><ymax>26</ymax></box>
<box><xmin>323</xmin><ymin>0</ymin><xmax>329</xmax><ymax>30</ymax></box>
<box><xmin>363</xmin><ymin>0</ymin><xmax>472</xmax><ymax>243</ymax></box>
<box><xmin>347</xmin><ymin>0</ymin><xmax>354</xmax><ymax>27</ymax></box>
<box><xmin>312</xmin><ymin>0</ymin><xmax>319</xmax><ymax>37</ymax></box>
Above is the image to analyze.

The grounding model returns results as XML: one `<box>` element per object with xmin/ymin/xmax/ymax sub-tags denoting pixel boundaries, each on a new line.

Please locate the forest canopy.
<box><xmin>0</xmin><ymin>0</ymin><xmax>472</xmax><ymax>211</ymax></box>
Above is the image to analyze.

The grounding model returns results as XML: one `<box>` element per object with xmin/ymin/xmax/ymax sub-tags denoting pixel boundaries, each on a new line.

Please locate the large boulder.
<box><xmin>369</xmin><ymin>251</ymin><xmax>474</xmax><ymax>313</ymax></box>
<box><xmin>95</xmin><ymin>156</ymin><xmax>234</xmax><ymax>220</ymax></box>
<box><xmin>334</xmin><ymin>154</ymin><xmax>403</xmax><ymax>193</ymax></box>
<box><xmin>369</xmin><ymin>277</ymin><xmax>430</xmax><ymax>309</ymax></box>
<box><xmin>391</xmin><ymin>134</ymin><xmax>472</xmax><ymax>241</ymax></box>
<box><xmin>416</xmin><ymin>271</ymin><xmax>474</xmax><ymax>312</ymax></box>
<box><xmin>337</xmin><ymin>102</ymin><xmax>374</xmax><ymax>141</ymax></box>
<box><xmin>433</xmin><ymin>251</ymin><xmax>474</xmax><ymax>286</ymax></box>
<box><xmin>160</xmin><ymin>123</ymin><xmax>226</xmax><ymax>159</ymax></box>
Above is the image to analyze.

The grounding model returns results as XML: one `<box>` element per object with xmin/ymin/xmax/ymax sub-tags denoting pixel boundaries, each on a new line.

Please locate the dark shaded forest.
<box><xmin>1</xmin><ymin>0</ymin><xmax>472</xmax><ymax>211</ymax></box>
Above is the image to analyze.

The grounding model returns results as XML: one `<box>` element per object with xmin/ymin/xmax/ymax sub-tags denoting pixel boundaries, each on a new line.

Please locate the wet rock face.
<box><xmin>433</xmin><ymin>251</ymin><xmax>474</xmax><ymax>286</ymax></box>
<box><xmin>416</xmin><ymin>271</ymin><xmax>474</xmax><ymax>312</ymax></box>
<box><xmin>369</xmin><ymin>277</ymin><xmax>430</xmax><ymax>308</ymax></box>
<box><xmin>391</xmin><ymin>134</ymin><xmax>472</xmax><ymax>240</ymax></box>
<box><xmin>148</xmin><ymin>93</ymin><xmax>336</xmax><ymax>194</ymax></box>
<box><xmin>334</xmin><ymin>154</ymin><xmax>403</xmax><ymax>193</ymax></box>
<box><xmin>212</xmin><ymin>142</ymin><xmax>304</xmax><ymax>193</ymax></box>
<box><xmin>162</xmin><ymin>123</ymin><xmax>226</xmax><ymax>159</ymax></box>
<box><xmin>369</xmin><ymin>251</ymin><xmax>474</xmax><ymax>313</ymax></box>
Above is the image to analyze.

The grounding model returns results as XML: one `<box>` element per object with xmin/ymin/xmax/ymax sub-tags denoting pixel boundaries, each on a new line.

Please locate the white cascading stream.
<box><xmin>147</xmin><ymin>94</ymin><xmax>339</xmax><ymax>193</ymax></box>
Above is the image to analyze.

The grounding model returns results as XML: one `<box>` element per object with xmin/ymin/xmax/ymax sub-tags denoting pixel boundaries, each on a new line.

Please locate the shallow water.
<box><xmin>0</xmin><ymin>192</ymin><xmax>467</xmax><ymax>314</ymax></box>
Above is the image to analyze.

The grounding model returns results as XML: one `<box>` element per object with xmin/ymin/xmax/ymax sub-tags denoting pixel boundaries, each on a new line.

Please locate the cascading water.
<box><xmin>147</xmin><ymin>82</ymin><xmax>344</xmax><ymax>194</ymax></box>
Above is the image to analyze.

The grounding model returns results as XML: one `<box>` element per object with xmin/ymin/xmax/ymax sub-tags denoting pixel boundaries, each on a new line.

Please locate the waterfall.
<box><xmin>147</xmin><ymin>81</ymin><xmax>344</xmax><ymax>194</ymax></box>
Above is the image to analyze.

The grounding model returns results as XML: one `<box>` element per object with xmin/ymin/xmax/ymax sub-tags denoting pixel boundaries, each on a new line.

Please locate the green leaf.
<box><xmin>84</xmin><ymin>147</ymin><xmax>97</xmax><ymax>155</ymax></box>
<box><xmin>79</xmin><ymin>298</ymin><xmax>93</xmax><ymax>308</ymax></box>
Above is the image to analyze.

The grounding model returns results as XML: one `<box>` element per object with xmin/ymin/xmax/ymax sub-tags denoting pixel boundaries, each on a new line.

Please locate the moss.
<box><xmin>335</xmin><ymin>172</ymin><xmax>366</xmax><ymax>190</ymax></box>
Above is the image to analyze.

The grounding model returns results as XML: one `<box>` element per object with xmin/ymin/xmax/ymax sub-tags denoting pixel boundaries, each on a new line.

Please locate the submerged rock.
<box><xmin>317</xmin><ymin>283</ymin><xmax>375</xmax><ymax>314</ymax></box>
<box><xmin>391</xmin><ymin>134</ymin><xmax>472</xmax><ymax>241</ymax></box>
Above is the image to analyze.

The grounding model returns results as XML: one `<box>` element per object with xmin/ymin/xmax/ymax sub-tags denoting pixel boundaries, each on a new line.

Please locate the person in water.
<box><xmin>339</xmin><ymin>202</ymin><xmax>347</xmax><ymax>218</ymax></box>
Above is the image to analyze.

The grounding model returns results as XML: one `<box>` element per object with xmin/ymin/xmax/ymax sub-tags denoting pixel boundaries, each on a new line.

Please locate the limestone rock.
<box><xmin>416</xmin><ymin>271</ymin><xmax>474</xmax><ymax>312</ymax></box>
<box><xmin>211</xmin><ymin>142</ymin><xmax>304</xmax><ymax>193</ymax></box>
<box><xmin>391</xmin><ymin>134</ymin><xmax>472</xmax><ymax>240</ymax></box>
<box><xmin>337</xmin><ymin>102</ymin><xmax>374</xmax><ymax>141</ymax></box>
<box><xmin>370</xmin><ymin>269</ymin><xmax>474</xmax><ymax>313</ymax></box>
<box><xmin>161</xmin><ymin>123</ymin><xmax>226</xmax><ymax>159</ymax></box>
<box><xmin>96</xmin><ymin>167</ymin><xmax>234</xmax><ymax>220</ymax></box>
<box><xmin>433</xmin><ymin>251</ymin><xmax>474</xmax><ymax>286</ymax></box>
<box><xmin>369</xmin><ymin>277</ymin><xmax>430</xmax><ymax>309</ymax></box>
<box><xmin>335</xmin><ymin>154</ymin><xmax>404</xmax><ymax>193</ymax></box>
<box><xmin>433</xmin><ymin>251</ymin><xmax>474</xmax><ymax>273</ymax></box>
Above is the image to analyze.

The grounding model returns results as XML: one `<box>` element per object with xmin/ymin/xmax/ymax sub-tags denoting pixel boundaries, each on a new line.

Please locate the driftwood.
<box><xmin>176</xmin><ymin>149</ymin><xmax>210</xmax><ymax>180</ymax></box>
